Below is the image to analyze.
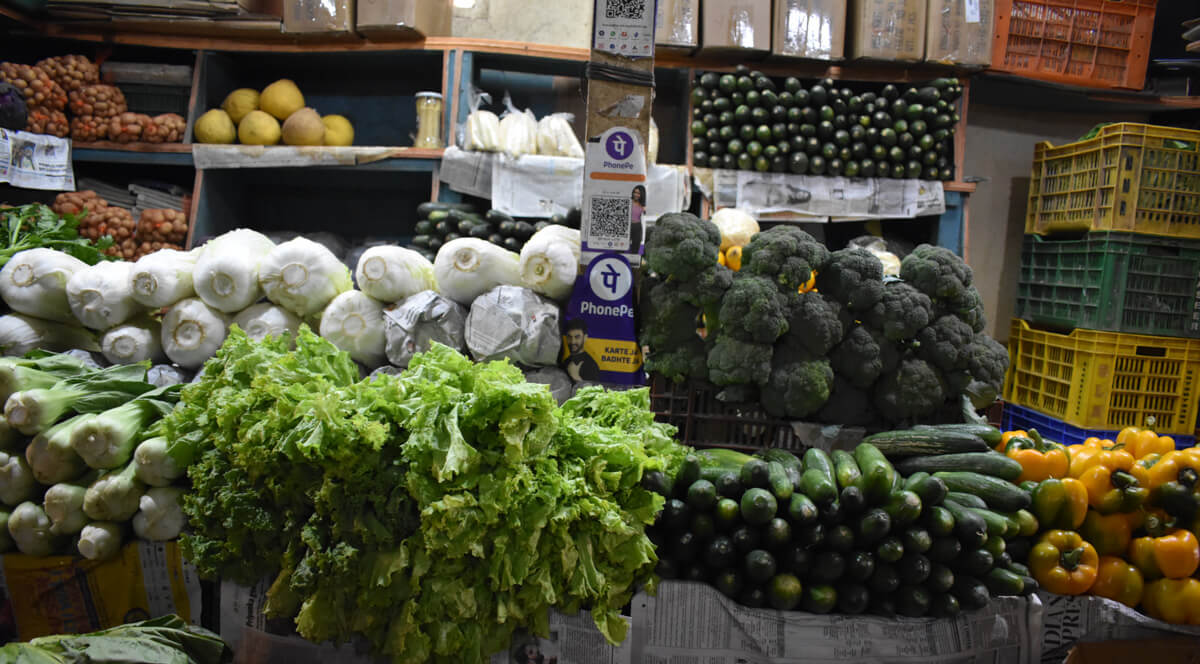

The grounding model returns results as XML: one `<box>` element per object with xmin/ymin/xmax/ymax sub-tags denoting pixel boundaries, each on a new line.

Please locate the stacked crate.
<box><xmin>1005</xmin><ymin>122</ymin><xmax>1200</xmax><ymax>447</ymax></box>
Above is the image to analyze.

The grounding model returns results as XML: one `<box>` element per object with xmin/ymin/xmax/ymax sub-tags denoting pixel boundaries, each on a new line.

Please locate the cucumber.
<box><xmin>697</xmin><ymin>449</ymin><xmax>755</xmax><ymax>482</ymax></box>
<box><xmin>944</xmin><ymin>491</ymin><xmax>987</xmax><ymax>509</ymax></box>
<box><xmin>902</xmin><ymin>471</ymin><xmax>930</xmax><ymax>491</ymax></box>
<box><xmin>641</xmin><ymin>470</ymin><xmax>672</xmax><ymax>497</ymax></box>
<box><xmin>853</xmin><ymin>443</ymin><xmax>895</xmax><ymax>505</ymax></box>
<box><xmin>939</xmin><ymin>498</ymin><xmax>988</xmax><ymax>548</ymax></box>
<box><xmin>740</xmin><ymin>488</ymin><xmax>778</xmax><ymax>526</ymax></box>
<box><xmin>883</xmin><ymin>490</ymin><xmax>922</xmax><ymax>526</ymax></box>
<box><xmin>912</xmin><ymin>423</ymin><xmax>1003</xmax><ymax>447</ymax></box>
<box><xmin>740</xmin><ymin>458</ymin><xmax>771</xmax><ymax>490</ymax></box>
<box><xmin>906</xmin><ymin>474</ymin><xmax>948</xmax><ymax>507</ymax></box>
<box><xmin>895</xmin><ymin>452</ymin><xmax>1023</xmax><ymax>481</ymax></box>
<box><xmin>956</xmin><ymin>548</ymin><xmax>995</xmax><ymax>577</ymax></box>
<box><xmin>862</xmin><ymin>429</ymin><xmax>991</xmax><ymax>457</ymax></box>
<box><xmin>417</xmin><ymin>201</ymin><xmax>474</xmax><ymax>217</ymax></box>
<box><xmin>766</xmin><ymin>461</ymin><xmax>794</xmax><ymax>501</ymax></box>
<box><xmin>686</xmin><ymin>479</ymin><xmax>718</xmax><ymax>512</ymax></box>
<box><xmin>674</xmin><ymin>455</ymin><xmax>701</xmax><ymax>497</ymax></box>
<box><xmin>761</xmin><ymin>449</ymin><xmax>803</xmax><ymax>490</ymax></box>
<box><xmin>923</xmin><ymin>505</ymin><xmax>955</xmax><ymax>537</ymax></box>
<box><xmin>855</xmin><ymin>507</ymin><xmax>892</xmax><ymax>546</ymax></box>
<box><xmin>962</xmin><ymin>505</ymin><xmax>1009</xmax><ymax>539</ymax></box>
<box><xmin>801</xmin><ymin>449</ymin><xmax>838</xmax><ymax>506</ymax></box>
<box><xmin>839</xmin><ymin>485</ymin><xmax>866</xmax><ymax>515</ymax></box>
<box><xmin>831</xmin><ymin>449</ymin><xmax>863</xmax><ymax>491</ymax></box>
<box><xmin>934</xmin><ymin>472</ymin><xmax>1032</xmax><ymax>512</ymax></box>
<box><xmin>787</xmin><ymin>492</ymin><xmax>819</xmax><ymax>525</ymax></box>
<box><xmin>485</xmin><ymin>208</ymin><xmax>514</xmax><ymax>225</ymax></box>
<box><xmin>983</xmin><ymin>568</ymin><xmax>1025</xmax><ymax>596</ymax></box>
<box><xmin>952</xmin><ymin>575</ymin><xmax>991</xmax><ymax>611</ymax></box>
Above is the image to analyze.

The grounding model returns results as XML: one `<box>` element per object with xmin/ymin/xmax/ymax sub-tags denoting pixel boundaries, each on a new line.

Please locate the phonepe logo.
<box><xmin>590</xmin><ymin>255</ymin><xmax>633</xmax><ymax>302</ymax></box>
<box><xmin>605</xmin><ymin>131</ymin><xmax>634</xmax><ymax>160</ymax></box>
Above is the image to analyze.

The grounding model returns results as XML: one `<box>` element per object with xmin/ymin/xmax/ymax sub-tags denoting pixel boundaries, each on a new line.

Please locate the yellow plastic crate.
<box><xmin>1004</xmin><ymin>319</ymin><xmax>1200</xmax><ymax>435</ymax></box>
<box><xmin>1025</xmin><ymin>123</ymin><xmax>1200</xmax><ymax>238</ymax></box>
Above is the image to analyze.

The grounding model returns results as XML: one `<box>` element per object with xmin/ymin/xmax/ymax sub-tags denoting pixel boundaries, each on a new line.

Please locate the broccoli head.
<box><xmin>645</xmin><ymin>212</ymin><xmax>721</xmax><ymax>280</ymax></box>
<box><xmin>963</xmin><ymin>334</ymin><xmax>1009</xmax><ymax>407</ymax></box>
<box><xmin>779</xmin><ymin>290</ymin><xmax>846</xmax><ymax>357</ymax></box>
<box><xmin>914</xmin><ymin>315</ymin><xmax>975</xmax><ymax>373</ymax></box>
<box><xmin>677</xmin><ymin>263</ymin><xmax>734</xmax><ymax>333</ymax></box>
<box><xmin>640</xmin><ymin>280</ymin><xmax>701</xmax><ymax>350</ymax></box>
<box><xmin>873</xmin><ymin>357</ymin><xmax>947</xmax><ymax>425</ymax></box>
<box><xmin>864</xmin><ymin>281</ymin><xmax>933</xmax><ymax>341</ymax></box>
<box><xmin>645</xmin><ymin>336</ymin><xmax>709</xmax><ymax>383</ymax></box>
<box><xmin>718</xmin><ymin>273</ymin><xmax>790</xmax><ymax>344</ymax></box>
<box><xmin>761</xmin><ymin>353</ymin><xmax>834</xmax><ymax>420</ymax></box>
<box><xmin>944</xmin><ymin>287</ymin><xmax>987</xmax><ymax>333</ymax></box>
<box><xmin>900</xmin><ymin>244</ymin><xmax>973</xmax><ymax>303</ymax></box>
<box><xmin>817</xmin><ymin>375</ymin><xmax>879</xmax><ymax>427</ymax></box>
<box><xmin>741</xmin><ymin>226</ymin><xmax>831</xmax><ymax>292</ymax></box>
<box><xmin>829</xmin><ymin>325</ymin><xmax>884</xmax><ymax>389</ymax></box>
<box><xmin>815</xmin><ymin>248</ymin><xmax>885</xmax><ymax>312</ymax></box>
<box><xmin>707</xmin><ymin>335</ymin><xmax>772</xmax><ymax>387</ymax></box>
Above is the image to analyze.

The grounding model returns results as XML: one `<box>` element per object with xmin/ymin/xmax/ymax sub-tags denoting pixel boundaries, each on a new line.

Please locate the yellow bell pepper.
<box><xmin>1079</xmin><ymin>510</ymin><xmax>1133</xmax><ymax>557</ymax></box>
<box><xmin>999</xmin><ymin>429</ymin><xmax>1028</xmax><ymax>452</ymax></box>
<box><xmin>1076</xmin><ymin>465</ymin><xmax>1148</xmax><ymax>514</ymax></box>
<box><xmin>1142</xmin><ymin>577</ymin><xmax>1200</xmax><ymax>625</ymax></box>
<box><xmin>797</xmin><ymin>271</ymin><xmax>817</xmax><ymax>293</ymax></box>
<box><xmin>717</xmin><ymin>250</ymin><xmax>727</xmax><ymax>267</ymax></box>
<box><xmin>1089</xmin><ymin>555</ymin><xmax>1144</xmax><ymax>608</ymax></box>
<box><xmin>1067</xmin><ymin>444</ymin><xmax>1135</xmax><ymax>479</ymax></box>
<box><xmin>1031</xmin><ymin>478</ymin><xmax>1089</xmax><ymax>530</ymax></box>
<box><xmin>1029</xmin><ymin>530</ymin><xmax>1099</xmax><ymax>595</ymax></box>
<box><xmin>1142</xmin><ymin>451</ymin><xmax>1200</xmax><ymax>489</ymax></box>
<box><xmin>1130</xmin><ymin>530</ymin><xmax>1200</xmax><ymax>580</ymax></box>
<box><xmin>1130</xmin><ymin>453</ymin><xmax>1162</xmax><ymax>487</ymax></box>
<box><xmin>1143</xmin><ymin>450</ymin><xmax>1200</xmax><ymax>522</ymax></box>
<box><xmin>725</xmin><ymin>246</ymin><xmax>742</xmax><ymax>271</ymax></box>
<box><xmin>1117</xmin><ymin>427</ymin><xmax>1176</xmax><ymax>460</ymax></box>
<box><xmin>1003</xmin><ymin>432</ymin><xmax>1070</xmax><ymax>482</ymax></box>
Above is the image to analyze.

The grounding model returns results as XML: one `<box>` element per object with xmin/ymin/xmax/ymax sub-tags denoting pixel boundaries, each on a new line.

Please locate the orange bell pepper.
<box><xmin>1089</xmin><ymin>555</ymin><xmax>1144</xmax><ymax>608</ymax></box>
<box><xmin>1130</xmin><ymin>530</ymin><xmax>1200</xmax><ymax>580</ymax></box>
<box><xmin>1067</xmin><ymin>444</ymin><xmax>1134</xmax><ymax>479</ymax></box>
<box><xmin>1144</xmin><ymin>451</ymin><xmax>1200</xmax><ymax>489</ymax></box>
<box><xmin>1076</xmin><ymin>465</ymin><xmax>1148</xmax><ymax>514</ymax></box>
<box><xmin>1130</xmin><ymin>453</ymin><xmax>1162</xmax><ymax>487</ymax></box>
<box><xmin>1003</xmin><ymin>432</ymin><xmax>1070</xmax><ymax>482</ymax></box>
<box><xmin>1142</xmin><ymin>577</ymin><xmax>1200</xmax><ymax>625</ymax></box>
<box><xmin>998</xmin><ymin>429</ymin><xmax>1027</xmax><ymax>453</ymax></box>
<box><xmin>1029</xmin><ymin>530</ymin><xmax>1099</xmax><ymax>595</ymax></box>
<box><xmin>1117</xmin><ymin>427</ymin><xmax>1176</xmax><ymax>460</ymax></box>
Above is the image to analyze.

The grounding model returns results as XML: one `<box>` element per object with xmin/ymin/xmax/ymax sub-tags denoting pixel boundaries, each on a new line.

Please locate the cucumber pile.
<box><xmin>648</xmin><ymin>425</ymin><xmax>1037</xmax><ymax>617</ymax></box>
<box><xmin>690</xmin><ymin>65</ymin><xmax>962</xmax><ymax>180</ymax></box>
<box><xmin>410</xmin><ymin>202</ymin><xmax>579</xmax><ymax>259</ymax></box>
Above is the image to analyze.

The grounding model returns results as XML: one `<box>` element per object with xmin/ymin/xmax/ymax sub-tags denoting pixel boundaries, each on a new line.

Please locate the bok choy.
<box><xmin>132</xmin><ymin>486</ymin><xmax>185</xmax><ymax>541</ymax></box>
<box><xmin>42</xmin><ymin>472</ymin><xmax>99</xmax><ymax>535</ymax></box>
<box><xmin>25</xmin><ymin>413</ymin><xmax>92</xmax><ymax>484</ymax></box>
<box><xmin>82</xmin><ymin>460</ymin><xmax>144</xmax><ymax>521</ymax></box>
<box><xmin>4</xmin><ymin>362</ymin><xmax>153</xmax><ymax>435</ymax></box>
<box><xmin>0</xmin><ymin>449</ymin><xmax>37</xmax><ymax>505</ymax></box>
<box><xmin>71</xmin><ymin>385</ymin><xmax>180</xmax><ymax>469</ymax></box>
<box><xmin>133</xmin><ymin>436</ymin><xmax>183</xmax><ymax>487</ymax></box>
<box><xmin>78</xmin><ymin>521</ymin><xmax>124</xmax><ymax>561</ymax></box>
<box><xmin>8</xmin><ymin>501</ymin><xmax>66</xmax><ymax>556</ymax></box>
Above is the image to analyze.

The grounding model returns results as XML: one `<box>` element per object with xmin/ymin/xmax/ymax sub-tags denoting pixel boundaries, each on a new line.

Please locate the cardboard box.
<box><xmin>1066</xmin><ymin>639</ymin><xmax>1200</xmax><ymax>664</ymax></box>
<box><xmin>772</xmin><ymin>0</ymin><xmax>846</xmax><ymax>60</ymax></box>
<box><xmin>238</xmin><ymin>0</ymin><xmax>284</xmax><ymax>18</ymax></box>
<box><xmin>451</xmin><ymin>0</ymin><xmax>592</xmax><ymax>50</ymax></box>
<box><xmin>848</xmin><ymin>0</ymin><xmax>925</xmax><ymax>61</ymax></box>
<box><xmin>925</xmin><ymin>0</ymin><xmax>992</xmax><ymax>65</ymax></box>
<box><xmin>357</xmin><ymin>0</ymin><xmax>451</xmax><ymax>37</ymax></box>
<box><xmin>284</xmin><ymin>0</ymin><xmax>353</xmax><ymax>33</ymax></box>
<box><xmin>655</xmin><ymin>0</ymin><xmax>699</xmax><ymax>52</ymax></box>
<box><xmin>702</xmin><ymin>0</ymin><xmax>771</xmax><ymax>53</ymax></box>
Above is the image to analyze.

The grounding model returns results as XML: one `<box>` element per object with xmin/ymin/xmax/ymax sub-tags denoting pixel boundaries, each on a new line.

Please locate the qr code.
<box><xmin>589</xmin><ymin>196</ymin><xmax>631</xmax><ymax>240</ymax></box>
<box><xmin>605</xmin><ymin>0</ymin><xmax>645</xmax><ymax>19</ymax></box>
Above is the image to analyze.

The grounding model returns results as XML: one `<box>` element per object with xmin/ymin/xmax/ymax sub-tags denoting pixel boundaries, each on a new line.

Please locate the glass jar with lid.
<box><xmin>414</xmin><ymin>91</ymin><xmax>444</xmax><ymax>148</ymax></box>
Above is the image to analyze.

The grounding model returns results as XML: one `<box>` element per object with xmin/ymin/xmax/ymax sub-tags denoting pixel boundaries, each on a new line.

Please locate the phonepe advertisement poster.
<box><xmin>563</xmin><ymin>253</ymin><xmax>643</xmax><ymax>386</ymax></box>
<box><xmin>581</xmin><ymin>126</ymin><xmax>647</xmax><ymax>258</ymax></box>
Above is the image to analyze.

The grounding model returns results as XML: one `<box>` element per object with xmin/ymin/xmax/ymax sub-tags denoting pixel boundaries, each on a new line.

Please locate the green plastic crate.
<box><xmin>1016</xmin><ymin>232</ymin><xmax>1200</xmax><ymax>338</ymax></box>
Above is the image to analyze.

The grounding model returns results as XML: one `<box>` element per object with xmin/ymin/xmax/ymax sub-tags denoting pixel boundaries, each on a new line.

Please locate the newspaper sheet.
<box><xmin>632</xmin><ymin>581</ymin><xmax>1043</xmax><ymax>664</ymax></box>
<box><xmin>221</xmin><ymin>580</ymin><xmax>630</xmax><ymax>664</ymax></box>
<box><xmin>1037</xmin><ymin>592</ymin><xmax>1200</xmax><ymax>664</ymax></box>
<box><xmin>439</xmin><ymin>146</ymin><xmax>494</xmax><ymax>199</ymax></box>
<box><xmin>0</xmin><ymin>129</ymin><xmax>74</xmax><ymax>191</ymax></box>
<box><xmin>192</xmin><ymin>145</ymin><xmax>409</xmax><ymax>169</ymax></box>
<box><xmin>710</xmin><ymin>169</ymin><xmax>945</xmax><ymax>221</ymax></box>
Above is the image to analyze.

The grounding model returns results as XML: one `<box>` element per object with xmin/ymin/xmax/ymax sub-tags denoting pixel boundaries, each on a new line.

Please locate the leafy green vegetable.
<box><xmin>0</xmin><ymin>204</ymin><xmax>114</xmax><ymax>267</ymax></box>
<box><xmin>0</xmin><ymin>614</ymin><xmax>229</xmax><ymax>664</ymax></box>
<box><xmin>167</xmin><ymin>326</ymin><xmax>686</xmax><ymax>664</ymax></box>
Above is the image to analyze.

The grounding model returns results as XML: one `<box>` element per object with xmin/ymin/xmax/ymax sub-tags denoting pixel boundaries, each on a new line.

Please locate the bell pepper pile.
<box><xmin>999</xmin><ymin>426</ymin><xmax>1200</xmax><ymax>625</ymax></box>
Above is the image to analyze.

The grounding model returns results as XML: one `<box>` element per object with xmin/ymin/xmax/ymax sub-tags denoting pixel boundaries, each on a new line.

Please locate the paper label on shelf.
<box><xmin>715</xmin><ymin>170</ymin><xmax>945</xmax><ymax>220</ymax></box>
<box><xmin>191</xmin><ymin>145</ymin><xmax>404</xmax><ymax>169</ymax></box>
<box><xmin>632</xmin><ymin>581</ymin><xmax>1044</xmax><ymax>663</ymax></box>
<box><xmin>1037</xmin><ymin>593</ymin><xmax>1200</xmax><ymax>664</ymax></box>
<box><xmin>593</xmin><ymin>0</ymin><xmax>656</xmax><ymax>57</ymax></box>
<box><xmin>0</xmin><ymin>540</ymin><xmax>199</xmax><ymax>641</ymax></box>
<box><xmin>0</xmin><ymin>129</ymin><xmax>74</xmax><ymax>191</ymax></box>
<box><xmin>965</xmin><ymin>0</ymin><xmax>981</xmax><ymax>23</ymax></box>
<box><xmin>563</xmin><ymin>252</ymin><xmax>644</xmax><ymax>386</ymax></box>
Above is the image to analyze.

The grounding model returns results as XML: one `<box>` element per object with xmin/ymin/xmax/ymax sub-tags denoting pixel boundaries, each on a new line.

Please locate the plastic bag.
<box><xmin>498</xmin><ymin>93</ymin><xmax>537</xmax><ymax>158</ymax></box>
<box><xmin>536</xmin><ymin>113</ymin><xmax>583</xmax><ymax>158</ymax></box>
<box><xmin>648</xmin><ymin>117</ymin><xmax>659</xmax><ymax>164</ymax></box>
<box><xmin>465</xmin><ymin>285</ymin><xmax>561</xmax><ymax>367</ymax></box>
<box><xmin>147</xmin><ymin>364</ymin><xmax>192</xmax><ymax>387</ymax></box>
<box><xmin>383</xmin><ymin>290</ymin><xmax>468</xmax><ymax>367</ymax></box>
<box><xmin>849</xmin><ymin>235</ymin><xmax>901</xmax><ymax>277</ymax></box>
<box><xmin>523</xmin><ymin>366</ymin><xmax>573</xmax><ymax>405</ymax></box>
<box><xmin>461</xmin><ymin>86</ymin><xmax>500</xmax><ymax>152</ymax></box>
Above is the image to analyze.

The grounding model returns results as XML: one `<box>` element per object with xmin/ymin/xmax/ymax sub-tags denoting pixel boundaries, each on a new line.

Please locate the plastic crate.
<box><xmin>115</xmin><ymin>83</ymin><xmax>191</xmax><ymax>117</ymax></box>
<box><xmin>1004</xmin><ymin>318</ymin><xmax>1200</xmax><ymax>436</ymax></box>
<box><xmin>991</xmin><ymin>0</ymin><xmax>1156</xmax><ymax>90</ymax></box>
<box><xmin>648</xmin><ymin>374</ymin><xmax>804</xmax><ymax>452</ymax></box>
<box><xmin>1025</xmin><ymin>123</ymin><xmax>1200</xmax><ymax>239</ymax></box>
<box><xmin>1015</xmin><ymin>232</ymin><xmax>1200</xmax><ymax>338</ymax></box>
<box><xmin>1002</xmin><ymin>402</ymin><xmax>1195</xmax><ymax>448</ymax></box>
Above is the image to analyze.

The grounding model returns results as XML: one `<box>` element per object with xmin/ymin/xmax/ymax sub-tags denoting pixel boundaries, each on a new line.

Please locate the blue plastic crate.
<box><xmin>1002</xmin><ymin>403</ymin><xmax>1195</xmax><ymax>449</ymax></box>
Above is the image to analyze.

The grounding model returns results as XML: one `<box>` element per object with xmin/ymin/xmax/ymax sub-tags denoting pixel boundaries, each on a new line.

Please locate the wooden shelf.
<box><xmin>74</xmin><ymin>141</ymin><xmax>190</xmax><ymax>153</ymax></box>
<box><xmin>975</xmin><ymin>73</ymin><xmax>1200</xmax><ymax>113</ymax></box>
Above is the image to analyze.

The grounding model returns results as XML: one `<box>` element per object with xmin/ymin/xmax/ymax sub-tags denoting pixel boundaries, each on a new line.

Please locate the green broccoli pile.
<box><xmin>641</xmin><ymin>214</ymin><xmax>1008</xmax><ymax>429</ymax></box>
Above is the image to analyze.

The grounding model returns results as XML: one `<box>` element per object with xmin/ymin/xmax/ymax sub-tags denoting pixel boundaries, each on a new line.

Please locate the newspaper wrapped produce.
<box><xmin>465</xmin><ymin>285</ymin><xmax>561</xmax><ymax>366</ymax></box>
<box><xmin>382</xmin><ymin>290</ymin><xmax>467</xmax><ymax>368</ymax></box>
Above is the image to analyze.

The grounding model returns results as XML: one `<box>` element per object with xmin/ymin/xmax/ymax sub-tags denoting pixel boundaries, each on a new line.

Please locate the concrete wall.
<box><xmin>961</xmin><ymin>104</ymin><xmax>1147</xmax><ymax>342</ymax></box>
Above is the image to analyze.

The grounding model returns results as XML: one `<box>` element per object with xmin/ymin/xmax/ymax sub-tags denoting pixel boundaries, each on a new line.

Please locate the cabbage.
<box><xmin>355</xmin><ymin>246</ymin><xmax>437</xmax><ymax>303</ymax></box>
<box><xmin>711</xmin><ymin>207</ymin><xmax>760</xmax><ymax>252</ymax></box>
<box><xmin>130</xmin><ymin>248</ymin><xmax>199</xmax><ymax>308</ymax></box>
<box><xmin>193</xmin><ymin>229</ymin><xmax>275</xmax><ymax>312</ymax></box>
<box><xmin>233</xmin><ymin>303</ymin><xmax>301</xmax><ymax>342</ymax></box>
<box><xmin>0</xmin><ymin>248</ymin><xmax>88</xmax><ymax>322</ymax></box>
<box><xmin>101</xmin><ymin>316</ymin><xmax>165</xmax><ymax>365</ymax></box>
<box><xmin>67</xmin><ymin>261</ymin><xmax>143</xmax><ymax>330</ymax></box>
<box><xmin>519</xmin><ymin>224</ymin><xmax>580</xmax><ymax>300</ymax></box>
<box><xmin>318</xmin><ymin>290</ymin><xmax>386</xmax><ymax>367</ymax></box>
<box><xmin>258</xmin><ymin>237</ymin><xmax>352</xmax><ymax>316</ymax></box>
<box><xmin>161</xmin><ymin>298</ymin><xmax>230</xmax><ymax>369</ymax></box>
<box><xmin>433</xmin><ymin>238</ymin><xmax>521</xmax><ymax>305</ymax></box>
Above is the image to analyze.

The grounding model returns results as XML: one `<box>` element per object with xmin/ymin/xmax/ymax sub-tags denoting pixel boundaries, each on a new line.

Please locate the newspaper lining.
<box><xmin>711</xmin><ymin>169</ymin><xmax>946</xmax><ymax>220</ymax></box>
<box><xmin>0</xmin><ymin>129</ymin><xmax>74</xmax><ymax>191</ymax></box>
